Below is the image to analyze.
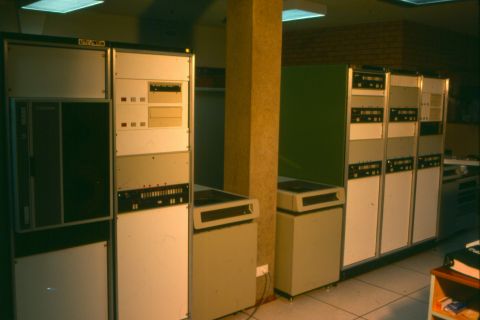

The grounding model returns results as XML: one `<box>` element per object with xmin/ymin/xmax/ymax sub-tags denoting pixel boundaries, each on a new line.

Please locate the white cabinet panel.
<box><xmin>115</xmin><ymin>52</ymin><xmax>189</xmax><ymax>81</ymax></box>
<box><xmin>381</xmin><ymin>171</ymin><xmax>413</xmax><ymax>254</ymax></box>
<box><xmin>15</xmin><ymin>242</ymin><xmax>108</xmax><ymax>320</ymax></box>
<box><xmin>413</xmin><ymin>167</ymin><xmax>441</xmax><ymax>243</ymax></box>
<box><xmin>7</xmin><ymin>44</ymin><xmax>106</xmax><ymax>98</ymax></box>
<box><xmin>349</xmin><ymin>123</ymin><xmax>383</xmax><ymax>140</ymax></box>
<box><xmin>117</xmin><ymin>205</ymin><xmax>188</xmax><ymax>320</ymax></box>
<box><xmin>343</xmin><ymin>177</ymin><xmax>380</xmax><ymax>267</ymax></box>
<box><xmin>388</xmin><ymin>123</ymin><xmax>416</xmax><ymax>138</ymax></box>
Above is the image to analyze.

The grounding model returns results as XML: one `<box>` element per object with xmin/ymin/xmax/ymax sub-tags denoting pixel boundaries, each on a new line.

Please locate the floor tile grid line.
<box><xmin>238</xmin><ymin>293</ymin><xmax>360</xmax><ymax>320</ymax></box>
<box><xmin>407</xmin><ymin>286</ymin><xmax>430</xmax><ymax>303</ymax></box>
<box><xmin>307</xmin><ymin>289</ymin><xmax>408</xmax><ymax>319</ymax></box>
<box><xmin>223</xmin><ymin>281</ymin><xmax>430</xmax><ymax>319</ymax></box>
<box><xmin>233</xmin><ymin>310</ymin><xmax>259</xmax><ymax>320</ymax></box>
<box><xmin>358</xmin><ymin>290</ymin><xmax>430</xmax><ymax>318</ymax></box>
<box><xmin>352</xmin><ymin>277</ymin><xmax>413</xmax><ymax>296</ymax></box>
<box><xmin>305</xmin><ymin>288</ymin><xmax>368</xmax><ymax>317</ymax></box>
<box><xmin>350</xmin><ymin>278</ymin><xmax>431</xmax><ymax>317</ymax></box>
<box><xmin>392</xmin><ymin>254</ymin><xmax>444</xmax><ymax>275</ymax></box>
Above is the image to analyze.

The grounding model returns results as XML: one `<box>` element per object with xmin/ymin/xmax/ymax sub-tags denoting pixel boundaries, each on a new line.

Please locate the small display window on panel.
<box><xmin>148</xmin><ymin>82</ymin><xmax>183</xmax><ymax>128</ymax></box>
<box><xmin>148</xmin><ymin>82</ymin><xmax>182</xmax><ymax>103</ymax></box>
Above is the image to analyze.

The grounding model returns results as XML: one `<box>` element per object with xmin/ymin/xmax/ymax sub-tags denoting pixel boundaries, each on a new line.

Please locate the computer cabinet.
<box><xmin>279</xmin><ymin>65</ymin><xmax>448</xmax><ymax>270</ymax></box>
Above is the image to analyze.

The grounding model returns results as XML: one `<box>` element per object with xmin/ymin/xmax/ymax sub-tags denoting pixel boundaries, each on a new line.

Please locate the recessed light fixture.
<box><xmin>21</xmin><ymin>0</ymin><xmax>104</xmax><ymax>13</ymax></box>
<box><xmin>283</xmin><ymin>0</ymin><xmax>327</xmax><ymax>22</ymax></box>
<box><xmin>387</xmin><ymin>0</ymin><xmax>459</xmax><ymax>5</ymax></box>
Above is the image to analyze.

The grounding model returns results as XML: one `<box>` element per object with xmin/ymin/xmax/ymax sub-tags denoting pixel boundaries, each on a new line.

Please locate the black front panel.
<box><xmin>389</xmin><ymin>108</ymin><xmax>418</xmax><ymax>122</ymax></box>
<box><xmin>420</xmin><ymin>122</ymin><xmax>443</xmax><ymax>135</ymax></box>
<box><xmin>1</xmin><ymin>39</ymin><xmax>13</xmax><ymax>319</ymax></box>
<box><xmin>417</xmin><ymin>154</ymin><xmax>442</xmax><ymax>169</ymax></box>
<box><xmin>118</xmin><ymin>183</ymin><xmax>189</xmax><ymax>213</ymax></box>
<box><xmin>348</xmin><ymin>161</ymin><xmax>382</xmax><ymax>179</ymax></box>
<box><xmin>31</xmin><ymin>102</ymin><xmax>63</xmax><ymax>227</ymax></box>
<box><xmin>386</xmin><ymin>157</ymin><xmax>414</xmax><ymax>173</ymax></box>
<box><xmin>352</xmin><ymin>72</ymin><xmax>385</xmax><ymax>90</ymax></box>
<box><xmin>62</xmin><ymin>102</ymin><xmax>110</xmax><ymax>222</ymax></box>
<box><xmin>351</xmin><ymin>107</ymin><xmax>384</xmax><ymax>123</ymax></box>
<box><xmin>12</xmin><ymin>100</ymin><xmax>111</xmax><ymax>231</ymax></box>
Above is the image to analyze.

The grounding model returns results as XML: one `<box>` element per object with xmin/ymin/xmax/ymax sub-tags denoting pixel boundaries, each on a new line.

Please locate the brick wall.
<box><xmin>282</xmin><ymin>20</ymin><xmax>480</xmax><ymax>153</ymax></box>
<box><xmin>403</xmin><ymin>22</ymin><xmax>478</xmax><ymax>70</ymax></box>
<box><xmin>282</xmin><ymin>21</ymin><xmax>405</xmax><ymax>68</ymax></box>
<box><xmin>282</xmin><ymin>20</ymin><xmax>479</xmax><ymax>86</ymax></box>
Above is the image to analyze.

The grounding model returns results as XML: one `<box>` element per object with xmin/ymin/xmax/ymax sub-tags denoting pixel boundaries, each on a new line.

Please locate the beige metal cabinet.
<box><xmin>275</xmin><ymin>179</ymin><xmax>344</xmax><ymax>296</ymax></box>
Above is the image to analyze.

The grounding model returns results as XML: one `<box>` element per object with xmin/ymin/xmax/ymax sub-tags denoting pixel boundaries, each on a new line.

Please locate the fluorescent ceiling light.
<box><xmin>283</xmin><ymin>0</ymin><xmax>327</xmax><ymax>22</ymax></box>
<box><xmin>22</xmin><ymin>0</ymin><xmax>104</xmax><ymax>13</ymax></box>
<box><xmin>282</xmin><ymin>9</ymin><xmax>324</xmax><ymax>22</ymax></box>
<box><xmin>389</xmin><ymin>0</ymin><xmax>459</xmax><ymax>5</ymax></box>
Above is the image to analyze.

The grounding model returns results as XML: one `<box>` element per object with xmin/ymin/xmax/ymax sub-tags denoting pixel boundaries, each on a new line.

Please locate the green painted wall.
<box><xmin>0</xmin><ymin>35</ymin><xmax>13</xmax><ymax>319</ymax></box>
<box><xmin>279</xmin><ymin>64</ymin><xmax>348</xmax><ymax>187</ymax></box>
<box><xmin>194</xmin><ymin>89</ymin><xmax>225</xmax><ymax>189</ymax></box>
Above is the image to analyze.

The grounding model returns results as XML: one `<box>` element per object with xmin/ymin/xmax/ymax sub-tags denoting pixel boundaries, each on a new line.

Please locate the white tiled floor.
<box><xmin>221</xmin><ymin>227</ymin><xmax>479</xmax><ymax>320</ymax></box>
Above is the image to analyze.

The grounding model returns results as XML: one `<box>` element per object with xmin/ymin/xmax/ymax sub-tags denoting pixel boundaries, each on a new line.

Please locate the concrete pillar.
<box><xmin>224</xmin><ymin>0</ymin><xmax>282</xmax><ymax>300</ymax></box>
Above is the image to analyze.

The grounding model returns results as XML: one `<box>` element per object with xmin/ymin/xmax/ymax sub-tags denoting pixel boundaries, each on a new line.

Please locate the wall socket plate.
<box><xmin>256</xmin><ymin>264</ymin><xmax>268</xmax><ymax>277</ymax></box>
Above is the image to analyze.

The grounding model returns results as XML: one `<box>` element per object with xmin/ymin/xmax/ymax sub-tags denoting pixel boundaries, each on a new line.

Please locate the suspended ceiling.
<box><xmin>90</xmin><ymin>0</ymin><xmax>478</xmax><ymax>36</ymax></box>
<box><xmin>2</xmin><ymin>0</ymin><xmax>478</xmax><ymax>36</ymax></box>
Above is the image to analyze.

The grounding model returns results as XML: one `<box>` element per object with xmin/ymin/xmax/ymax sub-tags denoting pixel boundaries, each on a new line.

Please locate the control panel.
<box><xmin>114</xmin><ymin>52</ymin><xmax>190</xmax><ymax>156</ymax></box>
<box><xmin>389</xmin><ymin>108</ymin><xmax>418</xmax><ymax>122</ymax></box>
<box><xmin>417</xmin><ymin>154</ymin><xmax>442</xmax><ymax>169</ymax></box>
<box><xmin>386</xmin><ymin>157</ymin><xmax>414</xmax><ymax>173</ymax></box>
<box><xmin>351</xmin><ymin>107</ymin><xmax>384</xmax><ymax>123</ymax></box>
<box><xmin>420</xmin><ymin>92</ymin><xmax>443</xmax><ymax>122</ymax></box>
<box><xmin>117</xmin><ymin>183</ymin><xmax>189</xmax><ymax>213</ymax></box>
<box><xmin>349</xmin><ymin>69</ymin><xmax>387</xmax><ymax>140</ymax></box>
<box><xmin>115</xmin><ymin>79</ymin><xmax>187</xmax><ymax>142</ymax></box>
<box><xmin>352</xmin><ymin>71</ymin><xmax>385</xmax><ymax>90</ymax></box>
<box><xmin>348</xmin><ymin>161</ymin><xmax>382</xmax><ymax>179</ymax></box>
<box><xmin>420</xmin><ymin>78</ymin><xmax>446</xmax><ymax>134</ymax></box>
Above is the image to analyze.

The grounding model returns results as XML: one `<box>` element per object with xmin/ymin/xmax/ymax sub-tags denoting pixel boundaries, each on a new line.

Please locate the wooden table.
<box><xmin>428</xmin><ymin>266</ymin><xmax>480</xmax><ymax>320</ymax></box>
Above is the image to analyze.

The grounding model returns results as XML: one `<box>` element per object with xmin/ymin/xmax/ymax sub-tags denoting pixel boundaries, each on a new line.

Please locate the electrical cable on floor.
<box><xmin>244</xmin><ymin>271</ymin><xmax>271</xmax><ymax>320</ymax></box>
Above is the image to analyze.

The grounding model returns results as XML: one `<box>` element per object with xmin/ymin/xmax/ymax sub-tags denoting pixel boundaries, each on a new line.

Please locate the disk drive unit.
<box><xmin>2</xmin><ymin>33</ymin><xmax>112</xmax><ymax>320</ymax></box>
<box><xmin>280</xmin><ymin>65</ymin><xmax>387</xmax><ymax>269</ymax></box>
<box><xmin>412</xmin><ymin>76</ymin><xmax>448</xmax><ymax>244</ymax></box>
<box><xmin>192</xmin><ymin>185</ymin><xmax>259</xmax><ymax>320</ymax></box>
<box><xmin>113</xmin><ymin>47</ymin><xmax>194</xmax><ymax>320</ymax></box>
<box><xmin>381</xmin><ymin>73</ymin><xmax>420</xmax><ymax>255</ymax></box>
<box><xmin>275</xmin><ymin>178</ymin><xmax>344</xmax><ymax>297</ymax></box>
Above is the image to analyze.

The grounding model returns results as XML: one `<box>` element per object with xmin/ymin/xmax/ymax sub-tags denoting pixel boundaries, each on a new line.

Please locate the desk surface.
<box><xmin>432</xmin><ymin>266</ymin><xmax>480</xmax><ymax>289</ymax></box>
<box><xmin>444</xmin><ymin>158</ymin><xmax>480</xmax><ymax>167</ymax></box>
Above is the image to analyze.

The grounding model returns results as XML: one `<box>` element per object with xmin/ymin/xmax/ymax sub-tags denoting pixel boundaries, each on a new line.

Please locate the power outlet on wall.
<box><xmin>256</xmin><ymin>264</ymin><xmax>269</xmax><ymax>277</ymax></box>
